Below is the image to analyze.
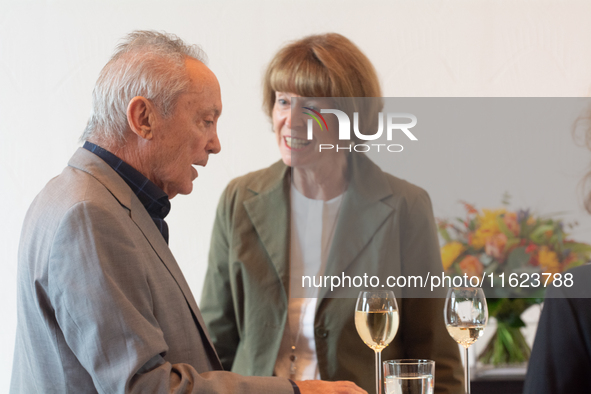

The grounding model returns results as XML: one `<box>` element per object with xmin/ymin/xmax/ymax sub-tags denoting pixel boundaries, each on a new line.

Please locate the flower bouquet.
<box><xmin>438</xmin><ymin>201</ymin><xmax>591</xmax><ymax>366</ymax></box>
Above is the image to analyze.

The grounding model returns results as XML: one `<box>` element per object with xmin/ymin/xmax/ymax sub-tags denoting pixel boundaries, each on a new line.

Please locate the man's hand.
<box><xmin>295</xmin><ymin>380</ymin><xmax>368</xmax><ymax>394</ymax></box>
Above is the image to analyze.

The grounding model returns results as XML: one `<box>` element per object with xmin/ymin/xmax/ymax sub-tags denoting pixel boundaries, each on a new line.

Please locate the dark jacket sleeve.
<box><xmin>523</xmin><ymin>274</ymin><xmax>591</xmax><ymax>394</ymax></box>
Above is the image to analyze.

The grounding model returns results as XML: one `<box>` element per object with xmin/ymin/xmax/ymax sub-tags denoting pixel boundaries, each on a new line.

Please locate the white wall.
<box><xmin>3</xmin><ymin>0</ymin><xmax>591</xmax><ymax>390</ymax></box>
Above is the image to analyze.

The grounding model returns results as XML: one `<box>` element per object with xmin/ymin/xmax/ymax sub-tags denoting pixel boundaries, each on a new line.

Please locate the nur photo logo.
<box><xmin>302</xmin><ymin>106</ymin><xmax>418</xmax><ymax>153</ymax></box>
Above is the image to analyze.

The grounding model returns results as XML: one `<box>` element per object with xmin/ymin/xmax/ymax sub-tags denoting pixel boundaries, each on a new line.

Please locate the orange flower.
<box><xmin>544</xmin><ymin>230</ymin><xmax>553</xmax><ymax>239</ymax></box>
<box><xmin>459</xmin><ymin>255</ymin><xmax>484</xmax><ymax>279</ymax></box>
<box><xmin>503</xmin><ymin>212</ymin><xmax>520</xmax><ymax>236</ymax></box>
<box><xmin>485</xmin><ymin>233</ymin><xmax>508</xmax><ymax>261</ymax></box>
<box><xmin>461</xmin><ymin>201</ymin><xmax>479</xmax><ymax>215</ymax></box>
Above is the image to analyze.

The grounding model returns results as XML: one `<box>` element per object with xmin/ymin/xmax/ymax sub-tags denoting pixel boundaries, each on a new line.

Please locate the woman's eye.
<box><xmin>277</xmin><ymin>98</ymin><xmax>288</xmax><ymax>105</ymax></box>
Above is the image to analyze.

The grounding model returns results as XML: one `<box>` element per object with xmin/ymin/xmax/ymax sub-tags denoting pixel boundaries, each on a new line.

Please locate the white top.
<box><xmin>274</xmin><ymin>184</ymin><xmax>343</xmax><ymax>381</ymax></box>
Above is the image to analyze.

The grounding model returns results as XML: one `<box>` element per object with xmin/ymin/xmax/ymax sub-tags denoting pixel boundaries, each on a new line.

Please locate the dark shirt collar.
<box><xmin>83</xmin><ymin>141</ymin><xmax>171</xmax><ymax>243</ymax></box>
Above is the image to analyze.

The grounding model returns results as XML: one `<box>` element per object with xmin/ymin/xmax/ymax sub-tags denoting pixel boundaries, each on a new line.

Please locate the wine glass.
<box><xmin>355</xmin><ymin>290</ymin><xmax>400</xmax><ymax>394</ymax></box>
<box><xmin>444</xmin><ymin>287</ymin><xmax>488</xmax><ymax>394</ymax></box>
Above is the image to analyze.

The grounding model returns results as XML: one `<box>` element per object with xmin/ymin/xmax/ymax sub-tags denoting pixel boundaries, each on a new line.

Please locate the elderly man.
<box><xmin>10</xmin><ymin>31</ymin><xmax>365</xmax><ymax>394</ymax></box>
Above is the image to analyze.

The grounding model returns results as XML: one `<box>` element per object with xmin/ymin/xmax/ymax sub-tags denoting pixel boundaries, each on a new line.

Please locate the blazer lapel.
<box><xmin>319</xmin><ymin>154</ymin><xmax>395</xmax><ymax>301</ymax></box>
<box><xmin>128</xmin><ymin>197</ymin><xmax>222</xmax><ymax>368</ymax></box>
<box><xmin>68</xmin><ymin>148</ymin><xmax>222</xmax><ymax>368</ymax></box>
<box><xmin>243</xmin><ymin>162</ymin><xmax>291</xmax><ymax>297</ymax></box>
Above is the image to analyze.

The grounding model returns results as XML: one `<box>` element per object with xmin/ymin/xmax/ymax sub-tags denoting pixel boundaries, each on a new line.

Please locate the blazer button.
<box><xmin>315</xmin><ymin>326</ymin><xmax>328</xmax><ymax>338</ymax></box>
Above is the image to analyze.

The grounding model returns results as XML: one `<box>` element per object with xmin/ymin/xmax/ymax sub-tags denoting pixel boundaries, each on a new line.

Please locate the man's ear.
<box><xmin>127</xmin><ymin>96</ymin><xmax>155</xmax><ymax>140</ymax></box>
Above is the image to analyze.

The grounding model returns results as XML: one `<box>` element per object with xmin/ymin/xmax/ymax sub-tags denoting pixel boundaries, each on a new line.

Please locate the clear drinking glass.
<box><xmin>444</xmin><ymin>287</ymin><xmax>488</xmax><ymax>394</ymax></box>
<box><xmin>355</xmin><ymin>290</ymin><xmax>400</xmax><ymax>394</ymax></box>
<box><xmin>383</xmin><ymin>359</ymin><xmax>435</xmax><ymax>394</ymax></box>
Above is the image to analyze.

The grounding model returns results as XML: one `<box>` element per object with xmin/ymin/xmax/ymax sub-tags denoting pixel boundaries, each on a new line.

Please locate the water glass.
<box><xmin>383</xmin><ymin>359</ymin><xmax>435</xmax><ymax>394</ymax></box>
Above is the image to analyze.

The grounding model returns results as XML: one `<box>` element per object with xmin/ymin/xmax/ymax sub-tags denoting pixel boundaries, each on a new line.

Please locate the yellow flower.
<box><xmin>538</xmin><ymin>246</ymin><xmax>560</xmax><ymax>273</ymax></box>
<box><xmin>441</xmin><ymin>242</ymin><xmax>465</xmax><ymax>270</ymax></box>
<box><xmin>470</xmin><ymin>209</ymin><xmax>506</xmax><ymax>249</ymax></box>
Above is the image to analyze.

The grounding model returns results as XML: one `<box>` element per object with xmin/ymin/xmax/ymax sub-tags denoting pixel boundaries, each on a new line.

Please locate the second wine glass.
<box><xmin>355</xmin><ymin>290</ymin><xmax>399</xmax><ymax>394</ymax></box>
<box><xmin>444</xmin><ymin>287</ymin><xmax>488</xmax><ymax>394</ymax></box>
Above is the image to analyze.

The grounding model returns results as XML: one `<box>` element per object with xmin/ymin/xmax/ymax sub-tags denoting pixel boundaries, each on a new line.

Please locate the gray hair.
<box><xmin>80</xmin><ymin>30</ymin><xmax>207</xmax><ymax>145</ymax></box>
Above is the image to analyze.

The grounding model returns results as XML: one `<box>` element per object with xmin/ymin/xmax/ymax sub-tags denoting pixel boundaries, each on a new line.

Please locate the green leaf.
<box><xmin>504</xmin><ymin>238</ymin><xmax>521</xmax><ymax>252</ymax></box>
<box><xmin>480</xmin><ymin>253</ymin><xmax>495</xmax><ymax>267</ymax></box>
<box><xmin>529</xmin><ymin>224</ymin><xmax>554</xmax><ymax>243</ymax></box>
<box><xmin>564</xmin><ymin>242</ymin><xmax>591</xmax><ymax>254</ymax></box>
<box><xmin>493</xmin><ymin>329</ymin><xmax>506</xmax><ymax>365</ymax></box>
<box><xmin>512</xmin><ymin>266</ymin><xmax>541</xmax><ymax>275</ymax></box>
<box><xmin>479</xmin><ymin>322</ymin><xmax>532</xmax><ymax>366</ymax></box>
<box><xmin>506</xmin><ymin>247</ymin><xmax>530</xmax><ymax>271</ymax></box>
<box><xmin>524</xmin><ymin>297</ymin><xmax>545</xmax><ymax>306</ymax></box>
<box><xmin>486</xmin><ymin>298</ymin><xmax>505</xmax><ymax>315</ymax></box>
<box><xmin>486</xmin><ymin>286</ymin><xmax>513</xmax><ymax>299</ymax></box>
<box><xmin>501</xmin><ymin>192</ymin><xmax>511</xmax><ymax>206</ymax></box>
<box><xmin>438</xmin><ymin>227</ymin><xmax>452</xmax><ymax>243</ymax></box>
<box><xmin>526</xmin><ymin>287</ymin><xmax>547</xmax><ymax>300</ymax></box>
<box><xmin>494</xmin><ymin>299</ymin><xmax>527</xmax><ymax>327</ymax></box>
<box><xmin>565</xmin><ymin>259</ymin><xmax>585</xmax><ymax>271</ymax></box>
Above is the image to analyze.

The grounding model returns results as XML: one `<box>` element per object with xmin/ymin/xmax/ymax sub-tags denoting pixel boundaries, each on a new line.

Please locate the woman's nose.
<box><xmin>288</xmin><ymin>110</ymin><xmax>306</xmax><ymax>130</ymax></box>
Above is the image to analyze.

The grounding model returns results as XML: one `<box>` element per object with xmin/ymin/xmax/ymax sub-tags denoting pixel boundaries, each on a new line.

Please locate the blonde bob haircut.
<box><xmin>263</xmin><ymin>33</ymin><xmax>383</xmax><ymax>140</ymax></box>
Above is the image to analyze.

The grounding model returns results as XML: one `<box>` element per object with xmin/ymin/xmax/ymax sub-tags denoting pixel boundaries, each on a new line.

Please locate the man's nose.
<box><xmin>208</xmin><ymin>131</ymin><xmax>221</xmax><ymax>154</ymax></box>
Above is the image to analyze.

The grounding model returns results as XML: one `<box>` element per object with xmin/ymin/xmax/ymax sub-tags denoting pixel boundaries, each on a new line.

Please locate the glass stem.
<box><xmin>375</xmin><ymin>349</ymin><xmax>382</xmax><ymax>394</ymax></box>
<box><xmin>464</xmin><ymin>346</ymin><xmax>470</xmax><ymax>394</ymax></box>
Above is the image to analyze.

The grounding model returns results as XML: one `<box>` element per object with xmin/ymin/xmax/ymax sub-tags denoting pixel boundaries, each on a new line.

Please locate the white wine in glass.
<box><xmin>444</xmin><ymin>287</ymin><xmax>488</xmax><ymax>394</ymax></box>
<box><xmin>355</xmin><ymin>291</ymin><xmax>399</xmax><ymax>394</ymax></box>
<box><xmin>446</xmin><ymin>325</ymin><xmax>485</xmax><ymax>348</ymax></box>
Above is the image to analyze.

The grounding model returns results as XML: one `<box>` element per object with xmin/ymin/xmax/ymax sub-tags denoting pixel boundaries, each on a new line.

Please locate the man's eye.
<box><xmin>205</xmin><ymin>120</ymin><xmax>214</xmax><ymax>126</ymax></box>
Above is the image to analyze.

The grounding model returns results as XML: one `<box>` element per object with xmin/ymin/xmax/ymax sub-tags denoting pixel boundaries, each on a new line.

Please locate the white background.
<box><xmin>3</xmin><ymin>0</ymin><xmax>591</xmax><ymax>390</ymax></box>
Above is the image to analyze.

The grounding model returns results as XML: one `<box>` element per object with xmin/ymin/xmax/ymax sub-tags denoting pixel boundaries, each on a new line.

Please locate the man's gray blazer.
<box><xmin>10</xmin><ymin>148</ymin><xmax>294</xmax><ymax>393</ymax></box>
